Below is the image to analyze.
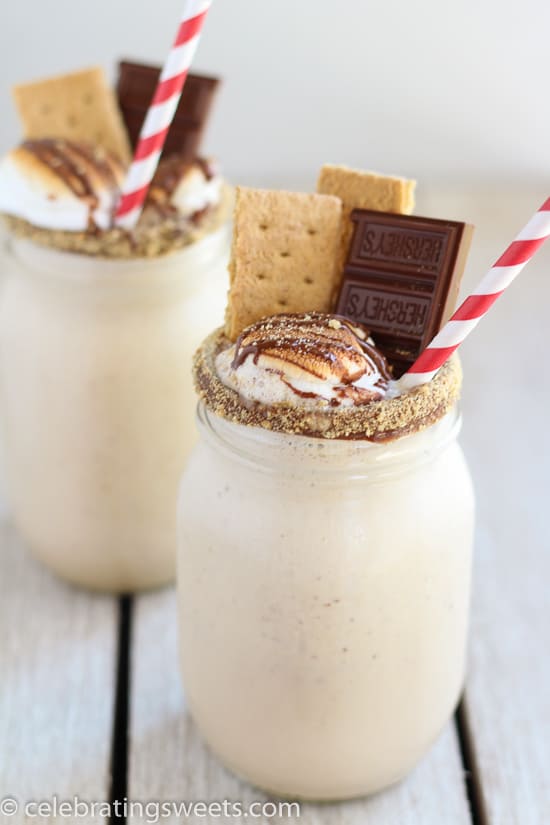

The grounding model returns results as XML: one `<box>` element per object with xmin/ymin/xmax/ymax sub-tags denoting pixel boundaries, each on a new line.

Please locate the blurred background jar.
<box><xmin>0</xmin><ymin>225</ymin><xmax>229</xmax><ymax>592</ymax></box>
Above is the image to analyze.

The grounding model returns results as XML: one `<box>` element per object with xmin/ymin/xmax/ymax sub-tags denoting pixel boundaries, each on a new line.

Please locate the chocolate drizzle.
<box><xmin>231</xmin><ymin>312</ymin><xmax>392</xmax><ymax>405</ymax></box>
<box><xmin>22</xmin><ymin>138</ymin><xmax>123</xmax><ymax>229</ymax></box>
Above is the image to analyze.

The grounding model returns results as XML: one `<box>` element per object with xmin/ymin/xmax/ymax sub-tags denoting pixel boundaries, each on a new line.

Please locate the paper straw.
<box><xmin>399</xmin><ymin>198</ymin><xmax>550</xmax><ymax>391</ymax></box>
<box><xmin>115</xmin><ymin>0</ymin><xmax>212</xmax><ymax>229</ymax></box>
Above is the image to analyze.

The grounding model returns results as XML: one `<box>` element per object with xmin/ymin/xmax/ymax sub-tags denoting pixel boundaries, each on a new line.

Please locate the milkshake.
<box><xmin>0</xmin><ymin>132</ymin><xmax>230</xmax><ymax>591</ymax></box>
<box><xmin>177</xmin><ymin>171</ymin><xmax>475</xmax><ymax>798</ymax></box>
<box><xmin>178</xmin><ymin>314</ymin><xmax>474</xmax><ymax>799</ymax></box>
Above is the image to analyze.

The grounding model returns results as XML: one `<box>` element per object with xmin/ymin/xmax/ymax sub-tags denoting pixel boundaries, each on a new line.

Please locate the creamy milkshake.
<box><xmin>176</xmin><ymin>167</ymin><xmax>476</xmax><ymax>798</ymax></box>
<box><xmin>178</xmin><ymin>314</ymin><xmax>474</xmax><ymax>799</ymax></box>
<box><xmin>0</xmin><ymin>138</ymin><xmax>231</xmax><ymax>592</ymax></box>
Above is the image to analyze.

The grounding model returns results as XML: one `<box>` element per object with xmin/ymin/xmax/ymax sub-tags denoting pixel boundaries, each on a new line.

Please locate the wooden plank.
<box><xmin>129</xmin><ymin>588</ymin><xmax>471</xmax><ymax>824</ymax></box>
<box><xmin>454</xmin><ymin>192</ymin><xmax>550</xmax><ymax>825</ymax></box>
<box><xmin>0</xmin><ymin>519</ymin><xmax>117</xmax><ymax>824</ymax></box>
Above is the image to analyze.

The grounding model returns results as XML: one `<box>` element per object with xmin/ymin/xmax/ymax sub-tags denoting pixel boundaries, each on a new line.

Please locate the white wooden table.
<box><xmin>1</xmin><ymin>190</ymin><xmax>549</xmax><ymax>824</ymax></box>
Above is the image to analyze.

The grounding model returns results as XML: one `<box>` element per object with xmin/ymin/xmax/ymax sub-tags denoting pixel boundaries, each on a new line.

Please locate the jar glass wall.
<box><xmin>178</xmin><ymin>404</ymin><xmax>475</xmax><ymax>800</ymax></box>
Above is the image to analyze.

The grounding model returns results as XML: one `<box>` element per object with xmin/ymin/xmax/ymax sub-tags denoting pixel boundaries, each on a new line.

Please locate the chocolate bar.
<box><xmin>336</xmin><ymin>210</ymin><xmax>473</xmax><ymax>377</ymax></box>
<box><xmin>116</xmin><ymin>60</ymin><xmax>220</xmax><ymax>162</ymax></box>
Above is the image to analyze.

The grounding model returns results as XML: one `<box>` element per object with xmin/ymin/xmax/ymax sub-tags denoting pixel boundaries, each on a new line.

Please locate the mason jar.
<box><xmin>178</xmin><ymin>402</ymin><xmax>474</xmax><ymax>800</ymax></box>
<box><xmin>0</xmin><ymin>226</ymin><xmax>229</xmax><ymax>592</ymax></box>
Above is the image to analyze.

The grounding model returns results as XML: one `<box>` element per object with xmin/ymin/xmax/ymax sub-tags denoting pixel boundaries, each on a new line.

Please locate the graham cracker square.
<box><xmin>225</xmin><ymin>187</ymin><xmax>343</xmax><ymax>340</ymax></box>
<box><xmin>13</xmin><ymin>67</ymin><xmax>131</xmax><ymax>163</ymax></box>
<box><xmin>317</xmin><ymin>164</ymin><xmax>416</xmax><ymax>215</ymax></box>
<box><xmin>317</xmin><ymin>164</ymin><xmax>416</xmax><ymax>270</ymax></box>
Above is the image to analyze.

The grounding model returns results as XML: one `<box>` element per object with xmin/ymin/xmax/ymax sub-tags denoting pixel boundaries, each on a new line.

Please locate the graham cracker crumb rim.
<box><xmin>193</xmin><ymin>328</ymin><xmax>462</xmax><ymax>442</ymax></box>
<box><xmin>1</xmin><ymin>182</ymin><xmax>233</xmax><ymax>259</ymax></box>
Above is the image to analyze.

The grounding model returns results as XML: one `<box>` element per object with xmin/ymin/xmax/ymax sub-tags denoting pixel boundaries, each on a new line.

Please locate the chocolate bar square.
<box><xmin>336</xmin><ymin>210</ymin><xmax>473</xmax><ymax>376</ymax></box>
<box><xmin>117</xmin><ymin>60</ymin><xmax>220</xmax><ymax>162</ymax></box>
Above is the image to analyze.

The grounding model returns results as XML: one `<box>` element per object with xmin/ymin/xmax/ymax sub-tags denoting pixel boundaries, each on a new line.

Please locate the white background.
<box><xmin>0</xmin><ymin>0</ymin><xmax>549</xmax><ymax>192</ymax></box>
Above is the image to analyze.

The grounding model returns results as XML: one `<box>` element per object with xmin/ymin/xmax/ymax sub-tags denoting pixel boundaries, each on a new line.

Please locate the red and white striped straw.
<box><xmin>115</xmin><ymin>0</ymin><xmax>212</xmax><ymax>229</ymax></box>
<box><xmin>399</xmin><ymin>198</ymin><xmax>550</xmax><ymax>391</ymax></box>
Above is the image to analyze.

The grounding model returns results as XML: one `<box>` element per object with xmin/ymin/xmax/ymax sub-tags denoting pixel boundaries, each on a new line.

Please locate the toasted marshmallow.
<box><xmin>216</xmin><ymin>313</ymin><xmax>392</xmax><ymax>409</ymax></box>
<box><xmin>147</xmin><ymin>156</ymin><xmax>222</xmax><ymax>219</ymax></box>
<box><xmin>0</xmin><ymin>139</ymin><xmax>125</xmax><ymax>232</ymax></box>
<box><xmin>172</xmin><ymin>163</ymin><xmax>222</xmax><ymax>216</ymax></box>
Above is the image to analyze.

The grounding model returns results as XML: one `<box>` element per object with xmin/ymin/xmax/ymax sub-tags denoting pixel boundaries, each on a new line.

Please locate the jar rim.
<box><xmin>194</xmin><ymin>328</ymin><xmax>462</xmax><ymax>443</ymax></box>
<box><xmin>196</xmin><ymin>401</ymin><xmax>463</xmax><ymax>481</ymax></box>
<box><xmin>6</xmin><ymin>221</ymin><xmax>230</xmax><ymax>287</ymax></box>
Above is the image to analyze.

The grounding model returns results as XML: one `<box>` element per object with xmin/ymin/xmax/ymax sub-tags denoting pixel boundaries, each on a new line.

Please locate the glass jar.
<box><xmin>178</xmin><ymin>403</ymin><xmax>475</xmax><ymax>800</ymax></box>
<box><xmin>0</xmin><ymin>226</ymin><xmax>229</xmax><ymax>592</ymax></box>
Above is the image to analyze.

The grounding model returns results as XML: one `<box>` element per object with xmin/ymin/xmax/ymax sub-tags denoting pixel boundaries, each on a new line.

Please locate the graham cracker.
<box><xmin>317</xmin><ymin>164</ymin><xmax>416</xmax><ymax>215</ymax></box>
<box><xmin>317</xmin><ymin>164</ymin><xmax>416</xmax><ymax>276</ymax></box>
<box><xmin>13</xmin><ymin>67</ymin><xmax>131</xmax><ymax>163</ymax></box>
<box><xmin>225</xmin><ymin>187</ymin><xmax>343</xmax><ymax>340</ymax></box>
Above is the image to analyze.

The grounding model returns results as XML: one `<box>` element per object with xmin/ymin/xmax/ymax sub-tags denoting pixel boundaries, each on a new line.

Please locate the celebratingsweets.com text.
<box><xmin>0</xmin><ymin>795</ymin><xmax>301</xmax><ymax>821</ymax></box>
